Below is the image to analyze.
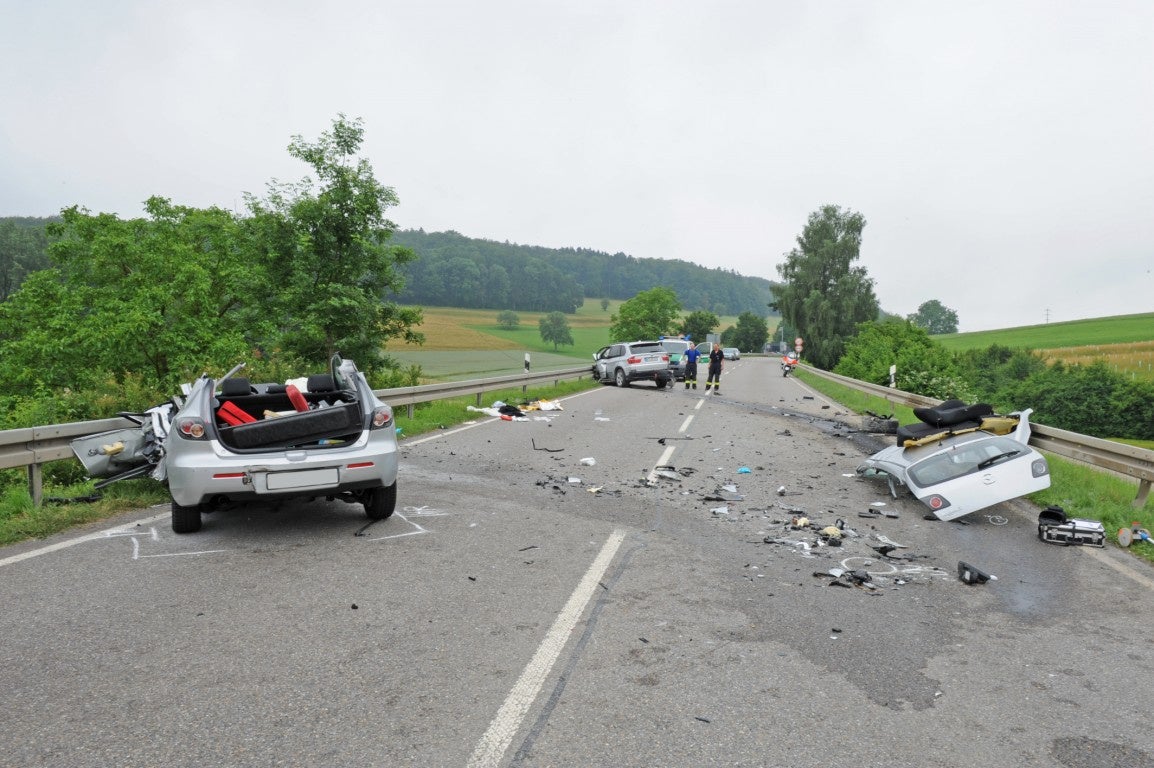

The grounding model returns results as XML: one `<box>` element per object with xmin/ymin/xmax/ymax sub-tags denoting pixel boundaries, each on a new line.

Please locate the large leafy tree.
<box><xmin>680</xmin><ymin>310</ymin><xmax>720</xmax><ymax>342</ymax></box>
<box><xmin>246</xmin><ymin>114</ymin><xmax>422</xmax><ymax>373</ymax></box>
<box><xmin>609</xmin><ymin>287</ymin><xmax>681</xmax><ymax>342</ymax></box>
<box><xmin>729</xmin><ymin>311</ymin><xmax>769</xmax><ymax>352</ymax></box>
<box><xmin>908</xmin><ymin>299</ymin><xmax>959</xmax><ymax>334</ymax></box>
<box><xmin>0</xmin><ymin>219</ymin><xmax>51</xmax><ymax>302</ymax></box>
<box><xmin>538</xmin><ymin>311</ymin><xmax>574</xmax><ymax>350</ymax></box>
<box><xmin>834</xmin><ymin>319</ymin><xmax>972</xmax><ymax>401</ymax></box>
<box><xmin>0</xmin><ymin>199</ymin><xmax>255</xmax><ymax>391</ymax></box>
<box><xmin>773</xmin><ymin>205</ymin><xmax>879</xmax><ymax>369</ymax></box>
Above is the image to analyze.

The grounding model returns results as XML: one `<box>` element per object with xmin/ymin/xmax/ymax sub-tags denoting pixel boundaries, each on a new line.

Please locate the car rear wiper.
<box><xmin>977</xmin><ymin>449</ymin><xmax>1021</xmax><ymax>469</ymax></box>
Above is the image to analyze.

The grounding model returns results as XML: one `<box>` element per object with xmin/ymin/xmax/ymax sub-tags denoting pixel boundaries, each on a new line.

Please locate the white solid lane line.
<box><xmin>467</xmin><ymin>528</ymin><xmax>627</xmax><ymax>768</ymax></box>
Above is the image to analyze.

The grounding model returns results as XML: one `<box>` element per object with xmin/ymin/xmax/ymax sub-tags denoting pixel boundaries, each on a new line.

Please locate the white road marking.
<box><xmin>467</xmin><ymin>528</ymin><xmax>626</xmax><ymax>768</ymax></box>
<box><xmin>363</xmin><ymin>509</ymin><xmax>431</xmax><ymax>541</ymax></box>
<box><xmin>0</xmin><ymin>511</ymin><xmax>170</xmax><ymax>568</ymax></box>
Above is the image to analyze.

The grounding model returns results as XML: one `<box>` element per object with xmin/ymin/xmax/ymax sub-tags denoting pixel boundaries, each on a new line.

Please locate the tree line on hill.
<box><xmin>388</xmin><ymin>229</ymin><xmax>778</xmax><ymax>316</ymax></box>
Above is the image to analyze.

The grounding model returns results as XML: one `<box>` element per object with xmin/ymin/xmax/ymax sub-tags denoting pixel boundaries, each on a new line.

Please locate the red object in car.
<box><xmin>286</xmin><ymin>384</ymin><xmax>309</xmax><ymax>412</ymax></box>
<box><xmin>217</xmin><ymin>400</ymin><xmax>256</xmax><ymax>426</ymax></box>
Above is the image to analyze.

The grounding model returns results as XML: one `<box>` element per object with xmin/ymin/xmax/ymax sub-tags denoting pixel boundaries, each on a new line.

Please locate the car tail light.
<box><xmin>1031</xmin><ymin>458</ymin><xmax>1049</xmax><ymax>477</ymax></box>
<box><xmin>925</xmin><ymin>494</ymin><xmax>951</xmax><ymax>511</ymax></box>
<box><xmin>370</xmin><ymin>405</ymin><xmax>394</xmax><ymax>429</ymax></box>
<box><xmin>662</xmin><ymin>354</ymin><xmax>669</xmax><ymax>361</ymax></box>
<box><xmin>174</xmin><ymin>417</ymin><xmax>207</xmax><ymax>440</ymax></box>
<box><xmin>627</xmin><ymin>356</ymin><xmax>641</xmax><ymax>364</ymax></box>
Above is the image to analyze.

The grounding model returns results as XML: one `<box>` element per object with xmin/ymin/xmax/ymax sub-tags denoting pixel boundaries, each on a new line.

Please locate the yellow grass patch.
<box><xmin>387</xmin><ymin>309</ymin><xmax>521</xmax><ymax>351</ymax></box>
<box><xmin>1043</xmin><ymin>340</ymin><xmax>1154</xmax><ymax>380</ymax></box>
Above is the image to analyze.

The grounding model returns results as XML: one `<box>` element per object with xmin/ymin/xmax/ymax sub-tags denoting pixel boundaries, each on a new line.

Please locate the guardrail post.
<box><xmin>28</xmin><ymin>463</ymin><xmax>43</xmax><ymax>507</ymax></box>
<box><xmin>1135</xmin><ymin>479</ymin><xmax>1151</xmax><ymax>509</ymax></box>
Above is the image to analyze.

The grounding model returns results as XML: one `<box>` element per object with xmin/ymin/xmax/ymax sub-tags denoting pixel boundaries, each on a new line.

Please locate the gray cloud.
<box><xmin>2</xmin><ymin>0</ymin><xmax>1151</xmax><ymax>330</ymax></box>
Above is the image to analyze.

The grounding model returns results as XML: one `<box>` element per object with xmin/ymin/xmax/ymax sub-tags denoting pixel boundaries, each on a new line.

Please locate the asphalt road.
<box><xmin>2</xmin><ymin>357</ymin><xmax>1153</xmax><ymax>768</ymax></box>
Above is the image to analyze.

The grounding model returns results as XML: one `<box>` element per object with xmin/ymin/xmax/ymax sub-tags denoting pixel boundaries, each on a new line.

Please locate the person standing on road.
<box><xmin>705</xmin><ymin>342</ymin><xmax>724</xmax><ymax>394</ymax></box>
<box><xmin>683</xmin><ymin>342</ymin><xmax>701</xmax><ymax>389</ymax></box>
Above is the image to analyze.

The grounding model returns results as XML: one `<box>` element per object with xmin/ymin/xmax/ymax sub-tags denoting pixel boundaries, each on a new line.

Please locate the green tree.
<box><xmin>600</xmin><ymin>298</ymin><xmax>610</xmax><ymax>311</ymax></box>
<box><xmin>680</xmin><ymin>310</ymin><xmax>720</xmax><ymax>342</ymax></box>
<box><xmin>496</xmin><ymin>310</ymin><xmax>520</xmax><ymax>329</ymax></box>
<box><xmin>0</xmin><ymin>219</ymin><xmax>51</xmax><ymax>302</ymax></box>
<box><xmin>908</xmin><ymin>299</ymin><xmax>959</xmax><ymax>334</ymax></box>
<box><xmin>538</xmin><ymin>312</ymin><xmax>574</xmax><ymax>350</ymax></box>
<box><xmin>609</xmin><ymin>287</ymin><xmax>682</xmax><ymax>342</ymax></box>
<box><xmin>773</xmin><ymin>205</ymin><xmax>879</xmax><ymax>369</ymax></box>
<box><xmin>730</xmin><ymin>311</ymin><xmax>769</xmax><ymax>352</ymax></box>
<box><xmin>0</xmin><ymin>199</ymin><xmax>256</xmax><ymax>392</ymax></box>
<box><xmin>246</xmin><ymin>114</ymin><xmax>422</xmax><ymax>373</ymax></box>
<box><xmin>834</xmin><ymin>319</ymin><xmax>972</xmax><ymax>401</ymax></box>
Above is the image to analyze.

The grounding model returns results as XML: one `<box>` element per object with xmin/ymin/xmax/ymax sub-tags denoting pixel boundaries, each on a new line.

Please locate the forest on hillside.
<box><xmin>390</xmin><ymin>229</ymin><xmax>778</xmax><ymax>316</ymax></box>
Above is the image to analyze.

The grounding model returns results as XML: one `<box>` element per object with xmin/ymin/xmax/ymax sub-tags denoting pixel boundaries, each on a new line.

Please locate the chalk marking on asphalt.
<box><xmin>135</xmin><ymin>549</ymin><xmax>229</xmax><ymax>559</ymax></box>
<box><xmin>467</xmin><ymin>528</ymin><xmax>627</xmax><ymax>768</ymax></box>
<box><xmin>0</xmin><ymin>511</ymin><xmax>170</xmax><ymax>569</ymax></box>
<box><xmin>362</xmin><ymin>509</ymin><xmax>432</xmax><ymax>542</ymax></box>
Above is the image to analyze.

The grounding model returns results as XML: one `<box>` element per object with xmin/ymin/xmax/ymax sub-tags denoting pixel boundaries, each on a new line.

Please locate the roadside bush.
<box><xmin>1004</xmin><ymin>361</ymin><xmax>1137</xmax><ymax>438</ymax></box>
<box><xmin>835</xmin><ymin>320</ymin><xmax>969</xmax><ymax>400</ymax></box>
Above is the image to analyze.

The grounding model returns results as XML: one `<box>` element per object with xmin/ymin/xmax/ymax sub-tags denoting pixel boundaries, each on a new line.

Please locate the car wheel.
<box><xmin>614</xmin><ymin>368</ymin><xmax>628</xmax><ymax>387</ymax></box>
<box><xmin>364</xmin><ymin>482</ymin><xmax>397</xmax><ymax>521</ymax></box>
<box><xmin>171</xmin><ymin>500</ymin><xmax>203</xmax><ymax>534</ymax></box>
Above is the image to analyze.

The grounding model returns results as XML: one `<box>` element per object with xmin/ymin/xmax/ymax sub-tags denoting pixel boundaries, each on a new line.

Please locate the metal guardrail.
<box><xmin>375</xmin><ymin>365</ymin><xmax>591</xmax><ymax>417</ymax></box>
<box><xmin>801</xmin><ymin>365</ymin><xmax>1154</xmax><ymax>508</ymax></box>
<box><xmin>0</xmin><ymin>366</ymin><xmax>592</xmax><ymax>505</ymax></box>
<box><xmin>3</xmin><ymin>362</ymin><xmax>1149</xmax><ymax>509</ymax></box>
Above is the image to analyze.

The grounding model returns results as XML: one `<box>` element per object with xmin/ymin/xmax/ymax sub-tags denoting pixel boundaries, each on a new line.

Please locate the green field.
<box><xmin>386</xmin><ymin>299</ymin><xmax>744</xmax><ymax>381</ymax></box>
<box><xmin>934</xmin><ymin>312</ymin><xmax>1154</xmax><ymax>351</ymax></box>
<box><xmin>933</xmin><ymin>312</ymin><xmax>1154</xmax><ymax>382</ymax></box>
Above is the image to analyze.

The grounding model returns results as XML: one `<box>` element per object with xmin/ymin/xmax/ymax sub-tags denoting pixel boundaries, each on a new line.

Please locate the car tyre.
<box><xmin>365</xmin><ymin>482</ymin><xmax>397</xmax><ymax>520</ymax></box>
<box><xmin>172</xmin><ymin>500</ymin><xmax>203</xmax><ymax>534</ymax></box>
<box><xmin>614</xmin><ymin>368</ymin><xmax>628</xmax><ymax>387</ymax></box>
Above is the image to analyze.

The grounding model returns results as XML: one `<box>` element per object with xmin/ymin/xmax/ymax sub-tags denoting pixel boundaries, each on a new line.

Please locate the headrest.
<box><xmin>307</xmin><ymin>374</ymin><xmax>336</xmax><ymax>393</ymax></box>
<box><xmin>220</xmin><ymin>378</ymin><xmax>252</xmax><ymax>397</ymax></box>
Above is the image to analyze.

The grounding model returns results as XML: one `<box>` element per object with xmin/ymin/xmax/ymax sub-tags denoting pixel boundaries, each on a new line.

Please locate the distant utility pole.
<box><xmin>1044</xmin><ymin>308</ymin><xmax>1050</xmax><ymax>323</ymax></box>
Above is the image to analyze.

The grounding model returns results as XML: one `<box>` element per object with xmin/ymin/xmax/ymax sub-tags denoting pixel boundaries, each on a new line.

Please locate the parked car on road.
<box><xmin>722</xmin><ymin>347</ymin><xmax>741</xmax><ymax>360</ymax></box>
<box><xmin>71</xmin><ymin>356</ymin><xmax>400</xmax><ymax>533</ymax></box>
<box><xmin>592</xmin><ymin>341</ymin><xmax>673</xmax><ymax>388</ymax></box>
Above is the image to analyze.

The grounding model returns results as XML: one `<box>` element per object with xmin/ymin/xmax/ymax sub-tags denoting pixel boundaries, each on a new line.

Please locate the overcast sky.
<box><xmin>3</xmin><ymin>1</ymin><xmax>1151</xmax><ymax>332</ymax></box>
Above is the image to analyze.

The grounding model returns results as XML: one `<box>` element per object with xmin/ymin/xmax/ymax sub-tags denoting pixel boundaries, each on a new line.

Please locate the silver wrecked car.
<box><xmin>856</xmin><ymin>405</ymin><xmax>1050</xmax><ymax>521</ymax></box>
<box><xmin>72</xmin><ymin>356</ymin><xmax>399</xmax><ymax>533</ymax></box>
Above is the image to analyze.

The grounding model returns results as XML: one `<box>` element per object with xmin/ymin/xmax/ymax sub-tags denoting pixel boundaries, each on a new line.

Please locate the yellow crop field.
<box><xmin>1043</xmin><ymin>340</ymin><xmax>1154</xmax><ymax>381</ymax></box>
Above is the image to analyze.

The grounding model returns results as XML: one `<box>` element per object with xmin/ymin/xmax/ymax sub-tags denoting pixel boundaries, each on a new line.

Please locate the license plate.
<box><xmin>263</xmin><ymin>467</ymin><xmax>339</xmax><ymax>491</ymax></box>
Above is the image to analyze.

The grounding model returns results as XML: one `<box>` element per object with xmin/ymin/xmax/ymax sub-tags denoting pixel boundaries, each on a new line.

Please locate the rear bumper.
<box><xmin>166</xmin><ymin>435</ymin><xmax>399</xmax><ymax>507</ymax></box>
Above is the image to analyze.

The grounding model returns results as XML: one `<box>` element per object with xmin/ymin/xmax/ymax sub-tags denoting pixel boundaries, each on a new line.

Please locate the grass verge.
<box><xmin>394</xmin><ymin>377</ymin><xmax>600</xmax><ymax>436</ymax></box>
<box><xmin>795</xmin><ymin>369</ymin><xmax>1154</xmax><ymax>565</ymax></box>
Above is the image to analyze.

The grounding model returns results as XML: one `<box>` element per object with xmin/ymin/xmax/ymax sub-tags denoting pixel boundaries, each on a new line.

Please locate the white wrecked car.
<box><xmin>856</xmin><ymin>400</ymin><xmax>1050</xmax><ymax>521</ymax></box>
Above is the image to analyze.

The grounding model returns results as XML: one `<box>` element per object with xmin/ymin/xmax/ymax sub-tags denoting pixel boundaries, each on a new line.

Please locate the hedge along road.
<box><xmin>2</xmin><ymin>357</ymin><xmax>1153</xmax><ymax>768</ymax></box>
